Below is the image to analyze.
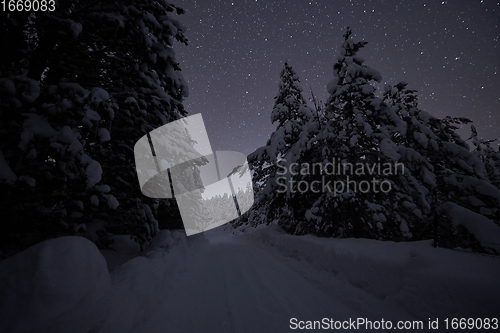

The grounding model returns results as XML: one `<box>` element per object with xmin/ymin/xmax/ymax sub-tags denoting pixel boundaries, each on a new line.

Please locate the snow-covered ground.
<box><xmin>1</xmin><ymin>224</ymin><xmax>499</xmax><ymax>333</ymax></box>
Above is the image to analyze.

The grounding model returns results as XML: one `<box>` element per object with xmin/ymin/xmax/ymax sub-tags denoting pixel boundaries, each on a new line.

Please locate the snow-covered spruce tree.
<box><xmin>242</xmin><ymin>62</ymin><xmax>316</xmax><ymax>227</ymax></box>
<box><xmin>296</xmin><ymin>28</ymin><xmax>404</xmax><ymax>240</ymax></box>
<box><xmin>469</xmin><ymin>124</ymin><xmax>500</xmax><ymax>191</ymax></box>
<box><xmin>0</xmin><ymin>1</ymin><xmax>188</xmax><ymax>257</ymax></box>
<box><xmin>377</xmin><ymin>82</ymin><xmax>436</xmax><ymax>239</ymax></box>
<box><xmin>72</xmin><ymin>0</ymin><xmax>189</xmax><ymax>245</ymax></box>
<box><xmin>271</xmin><ymin>62</ymin><xmax>311</xmax><ymax>129</ymax></box>
<box><xmin>432</xmin><ymin>117</ymin><xmax>500</xmax><ymax>250</ymax></box>
<box><xmin>0</xmin><ymin>6</ymin><xmax>114</xmax><ymax>255</ymax></box>
<box><xmin>383</xmin><ymin>83</ymin><xmax>500</xmax><ymax>251</ymax></box>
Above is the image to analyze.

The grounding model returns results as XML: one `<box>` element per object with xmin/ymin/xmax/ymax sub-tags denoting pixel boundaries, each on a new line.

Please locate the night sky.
<box><xmin>176</xmin><ymin>0</ymin><xmax>499</xmax><ymax>156</ymax></box>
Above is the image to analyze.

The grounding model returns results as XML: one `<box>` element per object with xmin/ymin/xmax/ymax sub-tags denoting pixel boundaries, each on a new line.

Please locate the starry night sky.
<box><xmin>175</xmin><ymin>0</ymin><xmax>499</xmax><ymax>156</ymax></box>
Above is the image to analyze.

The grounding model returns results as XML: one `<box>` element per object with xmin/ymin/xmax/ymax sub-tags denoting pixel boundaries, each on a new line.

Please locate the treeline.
<box><xmin>241</xmin><ymin>28</ymin><xmax>500</xmax><ymax>253</ymax></box>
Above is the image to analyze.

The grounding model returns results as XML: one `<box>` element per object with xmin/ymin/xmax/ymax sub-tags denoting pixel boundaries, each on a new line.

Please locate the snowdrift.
<box><xmin>0</xmin><ymin>236</ymin><xmax>111</xmax><ymax>333</ymax></box>
<box><xmin>238</xmin><ymin>224</ymin><xmax>500</xmax><ymax>320</ymax></box>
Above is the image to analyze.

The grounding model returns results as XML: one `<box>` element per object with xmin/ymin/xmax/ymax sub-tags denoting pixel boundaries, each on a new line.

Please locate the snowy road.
<box><xmin>99</xmin><ymin>226</ymin><xmax>500</xmax><ymax>333</ymax></box>
<box><xmin>2</xmin><ymin>225</ymin><xmax>499</xmax><ymax>333</ymax></box>
<box><xmin>138</xmin><ymin>239</ymin><xmax>358</xmax><ymax>333</ymax></box>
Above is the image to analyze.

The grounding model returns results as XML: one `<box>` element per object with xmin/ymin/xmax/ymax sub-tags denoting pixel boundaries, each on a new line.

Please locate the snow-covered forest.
<box><xmin>0</xmin><ymin>1</ymin><xmax>189</xmax><ymax>257</ymax></box>
<box><xmin>1</xmin><ymin>1</ymin><xmax>499</xmax><ymax>332</ymax></box>
<box><xmin>244</xmin><ymin>28</ymin><xmax>500</xmax><ymax>254</ymax></box>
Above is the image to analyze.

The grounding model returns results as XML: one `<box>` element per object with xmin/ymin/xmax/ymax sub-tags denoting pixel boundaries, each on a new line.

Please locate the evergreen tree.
<box><xmin>469</xmin><ymin>125</ymin><xmax>500</xmax><ymax>190</ymax></box>
<box><xmin>244</xmin><ymin>62</ymin><xmax>316</xmax><ymax>227</ymax></box>
<box><xmin>298</xmin><ymin>28</ymin><xmax>402</xmax><ymax>239</ymax></box>
<box><xmin>270</xmin><ymin>62</ymin><xmax>312</xmax><ymax>136</ymax></box>
<box><xmin>0</xmin><ymin>0</ymin><xmax>188</xmax><ymax>257</ymax></box>
<box><xmin>267</xmin><ymin>61</ymin><xmax>316</xmax><ymax>160</ymax></box>
<box><xmin>383</xmin><ymin>83</ymin><xmax>500</xmax><ymax>251</ymax></box>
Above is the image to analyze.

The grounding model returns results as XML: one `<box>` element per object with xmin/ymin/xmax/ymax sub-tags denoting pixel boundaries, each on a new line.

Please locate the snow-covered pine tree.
<box><xmin>0</xmin><ymin>0</ymin><xmax>188</xmax><ymax>257</ymax></box>
<box><xmin>378</xmin><ymin>82</ymin><xmax>435</xmax><ymax>239</ymax></box>
<box><xmin>298</xmin><ymin>28</ymin><xmax>402</xmax><ymax>239</ymax></box>
<box><xmin>243</xmin><ymin>62</ymin><xmax>316</xmax><ymax>227</ymax></box>
<box><xmin>383</xmin><ymin>83</ymin><xmax>500</xmax><ymax>251</ymax></box>
<box><xmin>469</xmin><ymin>124</ymin><xmax>500</xmax><ymax>190</ymax></box>
<box><xmin>72</xmin><ymin>0</ymin><xmax>189</xmax><ymax>246</ymax></box>
<box><xmin>271</xmin><ymin>62</ymin><xmax>311</xmax><ymax>128</ymax></box>
<box><xmin>0</xmin><ymin>6</ymin><xmax>117</xmax><ymax>255</ymax></box>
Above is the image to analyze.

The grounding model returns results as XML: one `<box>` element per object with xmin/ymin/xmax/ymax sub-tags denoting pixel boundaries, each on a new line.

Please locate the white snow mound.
<box><xmin>443</xmin><ymin>201</ymin><xmax>500</xmax><ymax>253</ymax></box>
<box><xmin>0</xmin><ymin>236</ymin><xmax>111</xmax><ymax>333</ymax></box>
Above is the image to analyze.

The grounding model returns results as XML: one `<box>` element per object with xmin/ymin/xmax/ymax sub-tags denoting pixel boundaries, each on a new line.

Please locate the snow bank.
<box><xmin>142</xmin><ymin>229</ymin><xmax>209</xmax><ymax>257</ymax></box>
<box><xmin>99</xmin><ymin>231</ymin><xmax>207</xmax><ymax>332</ymax></box>
<box><xmin>238</xmin><ymin>224</ymin><xmax>500</xmax><ymax>319</ymax></box>
<box><xmin>0</xmin><ymin>230</ymin><xmax>206</xmax><ymax>333</ymax></box>
<box><xmin>443</xmin><ymin>202</ymin><xmax>500</xmax><ymax>253</ymax></box>
<box><xmin>0</xmin><ymin>236</ymin><xmax>111</xmax><ymax>333</ymax></box>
